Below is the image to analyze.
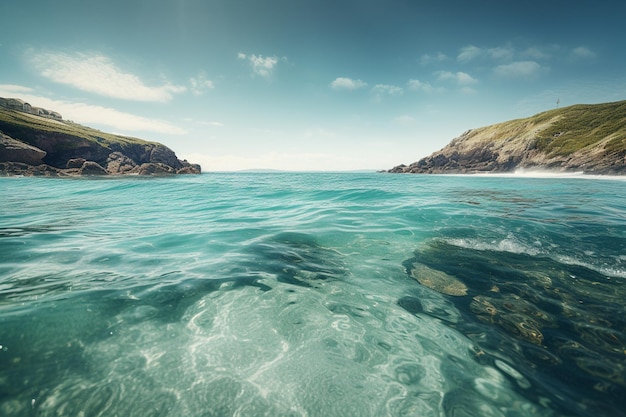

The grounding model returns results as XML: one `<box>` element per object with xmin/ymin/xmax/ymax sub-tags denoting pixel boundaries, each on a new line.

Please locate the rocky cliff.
<box><xmin>0</xmin><ymin>106</ymin><xmax>200</xmax><ymax>176</ymax></box>
<box><xmin>388</xmin><ymin>100</ymin><xmax>626</xmax><ymax>175</ymax></box>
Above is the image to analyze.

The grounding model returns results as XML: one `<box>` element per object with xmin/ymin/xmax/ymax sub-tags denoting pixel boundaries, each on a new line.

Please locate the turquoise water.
<box><xmin>1</xmin><ymin>172</ymin><xmax>625</xmax><ymax>417</ymax></box>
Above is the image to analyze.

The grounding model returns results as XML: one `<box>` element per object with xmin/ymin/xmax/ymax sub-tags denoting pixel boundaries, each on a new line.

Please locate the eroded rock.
<box><xmin>0</xmin><ymin>132</ymin><xmax>46</xmax><ymax>165</ymax></box>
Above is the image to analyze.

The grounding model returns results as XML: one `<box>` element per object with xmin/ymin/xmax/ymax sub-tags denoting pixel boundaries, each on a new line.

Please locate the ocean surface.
<box><xmin>1</xmin><ymin>172</ymin><xmax>625</xmax><ymax>417</ymax></box>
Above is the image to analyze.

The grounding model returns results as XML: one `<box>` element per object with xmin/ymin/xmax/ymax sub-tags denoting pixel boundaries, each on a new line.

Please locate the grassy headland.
<box><xmin>388</xmin><ymin>100</ymin><xmax>626</xmax><ymax>175</ymax></box>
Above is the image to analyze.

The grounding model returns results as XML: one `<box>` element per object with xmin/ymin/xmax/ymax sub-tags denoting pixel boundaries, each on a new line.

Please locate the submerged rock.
<box><xmin>400</xmin><ymin>238</ymin><xmax>626</xmax><ymax>415</ymax></box>
<box><xmin>410</xmin><ymin>262</ymin><xmax>468</xmax><ymax>296</ymax></box>
<box><xmin>240</xmin><ymin>232</ymin><xmax>346</xmax><ymax>288</ymax></box>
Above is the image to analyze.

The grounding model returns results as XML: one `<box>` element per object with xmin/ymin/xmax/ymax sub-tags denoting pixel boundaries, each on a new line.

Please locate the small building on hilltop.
<box><xmin>0</xmin><ymin>97</ymin><xmax>28</xmax><ymax>111</ymax></box>
<box><xmin>0</xmin><ymin>97</ymin><xmax>62</xmax><ymax>120</ymax></box>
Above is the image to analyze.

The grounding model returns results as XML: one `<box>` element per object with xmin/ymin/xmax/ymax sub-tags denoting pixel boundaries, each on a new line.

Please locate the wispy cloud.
<box><xmin>570</xmin><ymin>46</ymin><xmax>596</xmax><ymax>61</ymax></box>
<box><xmin>434</xmin><ymin>71</ymin><xmax>477</xmax><ymax>94</ymax></box>
<box><xmin>183</xmin><ymin>117</ymin><xmax>224</xmax><ymax>127</ymax></box>
<box><xmin>199</xmin><ymin>121</ymin><xmax>224</xmax><ymax>127</ymax></box>
<box><xmin>493</xmin><ymin>61</ymin><xmax>545</xmax><ymax>79</ymax></box>
<box><xmin>0</xmin><ymin>84</ymin><xmax>187</xmax><ymax>135</ymax></box>
<box><xmin>189</xmin><ymin>72</ymin><xmax>215</xmax><ymax>95</ymax></box>
<box><xmin>0</xmin><ymin>84</ymin><xmax>34</xmax><ymax>94</ymax></box>
<box><xmin>407</xmin><ymin>79</ymin><xmax>435</xmax><ymax>93</ymax></box>
<box><xmin>59</xmin><ymin>102</ymin><xmax>187</xmax><ymax>134</ymax></box>
<box><xmin>26</xmin><ymin>50</ymin><xmax>186</xmax><ymax>102</ymax></box>
<box><xmin>420</xmin><ymin>52</ymin><xmax>448</xmax><ymax>66</ymax></box>
<box><xmin>370</xmin><ymin>84</ymin><xmax>403</xmax><ymax>102</ymax></box>
<box><xmin>458</xmin><ymin>45</ymin><xmax>515</xmax><ymax>63</ymax></box>
<box><xmin>521</xmin><ymin>47</ymin><xmax>553</xmax><ymax>60</ymax></box>
<box><xmin>330</xmin><ymin>77</ymin><xmax>368</xmax><ymax>90</ymax></box>
<box><xmin>487</xmin><ymin>46</ymin><xmax>515</xmax><ymax>61</ymax></box>
<box><xmin>450</xmin><ymin>43</ymin><xmax>557</xmax><ymax>80</ymax></box>
<box><xmin>436</xmin><ymin>71</ymin><xmax>478</xmax><ymax>85</ymax></box>
<box><xmin>457</xmin><ymin>45</ymin><xmax>483</xmax><ymax>63</ymax></box>
<box><xmin>371</xmin><ymin>84</ymin><xmax>403</xmax><ymax>96</ymax></box>
<box><xmin>238</xmin><ymin>52</ymin><xmax>283</xmax><ymax>78</ymax></box>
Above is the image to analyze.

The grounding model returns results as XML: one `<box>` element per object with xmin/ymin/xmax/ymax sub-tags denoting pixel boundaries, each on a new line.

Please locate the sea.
<box><xmin>1</xmin><ymin>172</ymin><xmax>625</xmax><ymax>417</ymax></box>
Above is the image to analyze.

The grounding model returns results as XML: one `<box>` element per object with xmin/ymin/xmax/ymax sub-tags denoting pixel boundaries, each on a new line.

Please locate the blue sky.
<box><xmin>1</xmin><ymin>0</ymin><xmax>625</xmax><ymax>171</ymax></box>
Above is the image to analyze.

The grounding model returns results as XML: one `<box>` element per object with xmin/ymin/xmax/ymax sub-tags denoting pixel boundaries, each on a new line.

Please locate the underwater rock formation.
<box><xmin>401</xmin><ymin>239</ymin><xmax>626</xmax><ymax>416</ymax></box>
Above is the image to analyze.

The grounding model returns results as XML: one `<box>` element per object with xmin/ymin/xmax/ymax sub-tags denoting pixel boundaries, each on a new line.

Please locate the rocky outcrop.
<box><xmin>0</xmin><ymin>105</ymin><xmax>201</xmax><ymax>176</ymax></box>
<box><xmin>388</xmin><ymin>101</ymin><xmax>626</xmax><ymax>175</ymax></box>
<box><xmin>0</xmin><ymin>147</ymin><xmax>202</xmax><ymax>176</ymax></box>
<box><xmin>0</xmin><ymin>132</ymin><xmax>47</xmax><ymax>165</ymax></box>
<box><xmin>105</xmin><ymin>152</ymin><xmax>137</xmax><ymax>174</ymax></box>
<box><xmin>66</xmin><ymin>158</ymin><xmax>86</xmax><ymax>169</ymax></box>
<box><xmin>0</xmin><ymin>162</ymin><xmax>63</xmax><ymax>176</ymax></box>
<box><xmin>136</xmin><ymin>162</ymin><xmax>175</xmax><ymax>175</ymax></box>
<box><xmin>78</xmin><ymin>161</ymin><xmax>108</xmax><ymax>176</ymax></box>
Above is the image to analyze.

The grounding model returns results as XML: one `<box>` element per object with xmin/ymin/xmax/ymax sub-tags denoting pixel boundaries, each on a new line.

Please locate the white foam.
<box><xmin>449</xmin><ymin>169</ymin><xmax>626</xmax><ymax>181</ymax></box>
<box><xmin>444</xmin><ymin>236</ymin><xmax>541</xmax><ymax>256</ymax></box>
<box><xmin>509</xmin><ymin>169</ymin><xmax>624</xmax><ymax>180</ymax></box>
<box><xmin>443</xmin><ymin>237</ymin><xmax>626</xmax><ymax>279</ymax></box>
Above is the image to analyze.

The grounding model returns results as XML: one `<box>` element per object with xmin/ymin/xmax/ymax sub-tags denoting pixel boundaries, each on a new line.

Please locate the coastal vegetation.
<box><xmin>0</xmin><ymin>101</ymin><xmax>200</xmax><ymax>176</ymax></box>
<box><xmin>389</xmin><ymin>100</ymin><xmax>626</xmax><ymax>175</ymax></box>
<box><xmin>533</xmin><ymin>101</ymin><xmax>626</xmax><ymax>156</ymax></box>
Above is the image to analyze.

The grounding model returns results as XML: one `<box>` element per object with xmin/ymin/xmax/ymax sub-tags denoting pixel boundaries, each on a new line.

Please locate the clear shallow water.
<box><xmin>0</xmin><ymin>172</ymin><xmax>625</xmax><ymax>417</ymax></box>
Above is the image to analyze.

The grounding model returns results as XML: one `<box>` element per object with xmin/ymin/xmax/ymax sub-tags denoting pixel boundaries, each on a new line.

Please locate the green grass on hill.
<box><xmin>533</xmin><ymin>100</ymin><xmax>626</xmax><ymax>156</ymax></box>
<box><xmin>0</xmin><ymin>107</ymin><xmax>156</xmax><ymax>148</ymax></box>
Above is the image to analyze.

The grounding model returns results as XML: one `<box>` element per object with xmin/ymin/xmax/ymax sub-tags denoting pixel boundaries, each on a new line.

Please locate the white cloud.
<box><xmin>189</xmin><ymin>72</ymin><xmax>215</xmax><ymax>95</ymax></box>
<box><xmin>457</xmin><ymin>45</ymin><xmax>483</xmax><ymax>62</ymax></box>
<box><xmin>238</xmin><ymin>52</ymin><xmax>281</xmax><ymax>78</ymax></box>
<box><xmin>330</xmin><ymin>77</ymin><xmax>368</xmax><ymax>90</ymax></box>
<box><xmin>407</xmin><ymin>79</ymin><xmax>422</xmax><ymax>90</ymax></box>
<box><xmin>0</xmin><ymin>84</ymin><xmax>33</xmax><ymax>94</ymax></box>
<box><xmin>522</xmin><ymin>47</ymin><xmax>552</xmax><ymax>60</ymax></box>
<box><xmin>371</xmin><ymin>84</ymin><xmax>403</xmax><ymax>96</ymax></box>
<box><xmin>59</xmin><ymin>102</ymin><xmax>187</xmax><ymax>134</ymax></box>
<box><xmin>184</xmin><ymin>117</ymin><xmax>224</xmax><ymax>127</ymax></box>
<box><xmin>26</xmin><ymin>51</ymin><xmax>186</xmax><ymax>102</ymax></box>
<box><xmin>407</xmin><ymin>79</ymin><xmax>435</xmax><ymax>93</ymax></box>
<box><xmin>201</xmin><ymin>121</ymin><xmax>224</xmax><ymax>127</ymax></box>
<box><xmin>571</xmin><ymin>46</ymin><xmax>596</xmax><ymax>61</ymax></box>
<box><xmin>456</xmin><ymin>72</ymin><xmax>478</xmax><ymax>85</ymax></box>
<box><xmin>487</xmin><ymin>46</ymin><xmax>515</xmax><ymax>61</ymax></box>
<box><xmin>0</xmin><ymin>84</ymin><xmax>36</xmax><ymax>97</ymax></box>
<box><xmin>420</xmin><ymin>52</ymin><xmax>448</xmax><ymax>65</ymax></box>
<box><xmin>457</xmin><ymin>43</ymin><xmax>590</xmax><ymax>67</ymax></box>
<box><xmin>456</xmin><ymin>43</ymin><xmax>566</xmax><ymax>65</ymax></box>
<box><xmin>436</xmin><ymin>71</ymin><xmax>478</xmax><ymax>85</ymax></box>
<box><xmin>493</xmin><ymin>61</ymin><xmax>544</xmax><ymax>79</ymax></box>
<box><xmin>0</xmin><ymin>84</ymin><xmax>186</xmax><ymax>135</ymax></box>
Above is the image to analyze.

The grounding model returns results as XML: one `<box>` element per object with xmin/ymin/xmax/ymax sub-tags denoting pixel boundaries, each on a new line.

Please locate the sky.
<box><xmin>1</xmin><ymin>0</ymin><xmax>625</xmax><ymax>171</ymax></box>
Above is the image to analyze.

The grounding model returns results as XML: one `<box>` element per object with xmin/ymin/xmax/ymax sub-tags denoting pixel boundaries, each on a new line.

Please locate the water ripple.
<box><xmin>1</xmin><ymin>173</ymin><xmax>625</xmax><ymax>417</ymax></box>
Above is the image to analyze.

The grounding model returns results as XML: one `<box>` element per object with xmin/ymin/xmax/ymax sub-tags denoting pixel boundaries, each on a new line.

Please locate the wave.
<box><xmin>443</xmin><ymin>169</ymin><xmax>626</xmax><ymax>181</ymax></box>
<box><xmin>499</xmin><ymin>169</ymin><xmax>624</xmax><ymax>180</ymax></box>
<box><xmin>441</xmin><ymin>236</ymin><xmax>626</xmax><ymax>279</ymax></box>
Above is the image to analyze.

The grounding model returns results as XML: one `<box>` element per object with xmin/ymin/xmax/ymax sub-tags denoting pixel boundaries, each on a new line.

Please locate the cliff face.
<box><xmin>389</xmin><ymin>100</ymin><xmax>626</xmax><ymax>175</ymax></box>
<box><xmin>0</xmin><ymin>106</ymin><xmax>200</xmax><ymax>176</ymax></box>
